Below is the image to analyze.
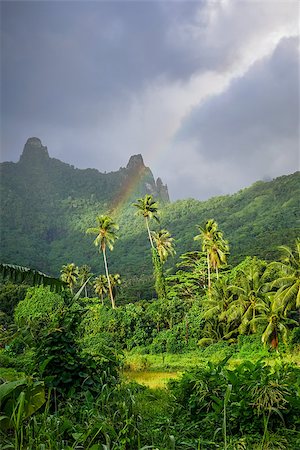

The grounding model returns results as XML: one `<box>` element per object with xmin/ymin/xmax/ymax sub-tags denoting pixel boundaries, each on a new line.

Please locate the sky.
<box><xmin>1</xmin><ymin>0</ymin><xmax>299</xmax><ymax>200</ymax></box>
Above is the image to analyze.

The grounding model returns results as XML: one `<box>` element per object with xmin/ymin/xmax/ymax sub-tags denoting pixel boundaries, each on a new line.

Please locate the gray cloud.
<box><xmin>166</xmin><ymin>37</ymin><xmax>299</xmax><ymax>199</ymax></box>
<box><xmin>1</xmin><ymin>1</ymin><xmax>299</xmax><ymax>200</ymax></box>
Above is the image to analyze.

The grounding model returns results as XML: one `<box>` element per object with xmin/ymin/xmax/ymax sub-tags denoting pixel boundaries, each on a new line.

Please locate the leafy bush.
<box><xmin>150</xmin><ymin>324</ymin><xmax>187</xmax><ymax>354</ymax></box>
<box><xmin>169</xmin><ymin>358</ymin><xmax>300</xmax><ymax>444</ymax></box>
<box><xmin>0</xmin><ymin>283</ymin><xmax>29</xmax><ymax>324</ymax></box>
<box><xmin>14</xmin><ymin>286</ymin><xmax>65</xmax><ymax>333</ymax></box>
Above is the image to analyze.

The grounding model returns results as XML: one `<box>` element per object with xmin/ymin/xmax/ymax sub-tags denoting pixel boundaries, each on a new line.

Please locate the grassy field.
<box><xmin>122</xmin><ymin>341</ymin><xmax>300</xmax><ymax>373</ymax></box>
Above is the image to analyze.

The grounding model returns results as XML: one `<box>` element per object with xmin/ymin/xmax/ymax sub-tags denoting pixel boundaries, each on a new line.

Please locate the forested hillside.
<box><xmin>1</xmin><ymin>138</ymin><xmax>299</xmax><ymax>286</ymax></box>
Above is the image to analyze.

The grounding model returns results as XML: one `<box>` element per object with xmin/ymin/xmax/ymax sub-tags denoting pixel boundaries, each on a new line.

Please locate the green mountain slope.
<box><xmin>1</xmin><ymin>138</ymin><xmax>299</xmax><ymax>284</ymax></box>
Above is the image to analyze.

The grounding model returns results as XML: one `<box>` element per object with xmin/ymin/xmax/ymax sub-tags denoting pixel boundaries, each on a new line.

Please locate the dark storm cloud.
<box><xmin>1</xmin><ymin>0</ymin><xmax>299</xmax><ymax>199</ymax></box>
<box><xmin>1</xmin><ymin>0</ymin><xmax>206</xmax><ymax>164</ymax></box>
<box><xmin>1</xmin><ymin>1</ymin><xmax>202</xmax><ymax>125</ymax></box>
<box><xmin>166</xmin><ymin>37</ymin><xmax>299</xmax><ymax>199</ymax></box>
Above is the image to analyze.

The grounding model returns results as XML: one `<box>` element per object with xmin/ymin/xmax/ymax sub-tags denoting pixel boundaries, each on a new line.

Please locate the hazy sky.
<box><xmin>1</xmin><ymin>0</ymin><xmax>299</xmax><ymax>200</ymax></box>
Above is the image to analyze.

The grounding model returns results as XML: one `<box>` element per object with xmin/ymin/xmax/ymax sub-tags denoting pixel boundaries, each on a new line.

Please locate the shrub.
<box><xmin>14</xmin><ymin>286</ymin><xmax>65</xmax><ymax>334</ymax></box>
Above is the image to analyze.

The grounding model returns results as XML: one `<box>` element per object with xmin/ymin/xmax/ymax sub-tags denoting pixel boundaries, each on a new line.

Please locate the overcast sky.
<box><xmin>1</xmin><ymin>0</ymin><xmax>299</xmax><ymax>200</ymax></box>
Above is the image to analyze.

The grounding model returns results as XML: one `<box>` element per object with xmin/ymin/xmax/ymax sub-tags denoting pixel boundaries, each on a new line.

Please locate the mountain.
<box><xmin>1</xmin><ymin>138</ymin><xmax>299</xmax><ymax>293</ymax></box>
<box><xmin>0</xmin><ymin>137</ymin><xmax>169</xmax><ymax>273</ymax></box>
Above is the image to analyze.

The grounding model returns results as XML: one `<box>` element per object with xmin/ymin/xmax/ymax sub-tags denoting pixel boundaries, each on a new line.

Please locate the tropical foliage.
<box><xmin>1</xmin><ymin>166</ymin><xmax>299</xmax><ymax>448</ymax></box>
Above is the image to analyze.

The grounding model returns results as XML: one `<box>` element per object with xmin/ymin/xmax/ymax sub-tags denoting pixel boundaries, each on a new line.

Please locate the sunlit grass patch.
<box><xmin>122</xmin><ymin>370</ymin><xmax>180</xmax><ymax>388</ymax></box>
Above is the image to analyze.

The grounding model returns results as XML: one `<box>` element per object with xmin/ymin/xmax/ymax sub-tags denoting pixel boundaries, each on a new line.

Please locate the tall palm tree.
<box><xmin>60</xmin><ymin>263</ymin><xmax>79</xmax><ymax>294</ymax></box>
<box><xmin>194</xmin><ymin>219</ymin><xmax>229</xmax><ymax>290</ymax></box>
<box><xmin>94</xmin><ymin>275</ymin><xmax>108</xmax><ymax>305</ymax></box>
<box><xmin>86</xmin><ymin>215</ymin><xmax>119</xmax><ymax>309</ymax></box>
<box><xmin>133</xmin><ymin>194</ymin><xmax>159</xmax><ymax>248</ymax></box>
<box><xmin>151</xmin><ymin>229</ymin><xmax>176</xmax><ymax>263</ymax></box>
<box><xmin>268</xmin><ymin>239</ymin><xmax>300</xmax><ymax>315</ymax></box>
<box><xmin>151</xmin><ymin>229</ymin><xmax>176</xmax><ymax>301</ymax></box>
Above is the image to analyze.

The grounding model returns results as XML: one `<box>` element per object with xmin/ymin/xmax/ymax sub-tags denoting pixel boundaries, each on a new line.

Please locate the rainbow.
<box><xmin>109</xmin><ymin>165</ymin><xmax>148</xmax><ymax>217</ymax></box>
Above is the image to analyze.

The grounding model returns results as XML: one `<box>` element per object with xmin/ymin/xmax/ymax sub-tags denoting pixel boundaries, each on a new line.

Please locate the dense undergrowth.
<box><xmin>1</xmin><ymin>201</ymin><xmax>299</xmax><ymax>448</ymax></box>
<box><xmin>0</xmin><ymin>280</ymin><xmax>299</xmax><ymax>449</ymax></box>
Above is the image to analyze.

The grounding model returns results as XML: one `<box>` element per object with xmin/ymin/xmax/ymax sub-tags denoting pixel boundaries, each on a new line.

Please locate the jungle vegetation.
<box><xmin>1</xmin><ymin>191</ymin><xmax>299</xmax><ymax>449</ymax></box>
<box><xmin>1</xmin><ymin>144</ymin><xmax>299</xmax><ymax>292</ymax></box>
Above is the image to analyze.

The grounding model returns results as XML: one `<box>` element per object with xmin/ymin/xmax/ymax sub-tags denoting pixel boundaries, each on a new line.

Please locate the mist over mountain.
<box><xmin>1</xmin><ymin>138</ymin><xmax>299</xmax><ymax>292</ymax></box>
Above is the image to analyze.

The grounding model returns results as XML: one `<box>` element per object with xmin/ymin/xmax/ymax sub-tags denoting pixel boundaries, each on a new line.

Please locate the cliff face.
<box><xmin>124</xmin><ymin>154</ymin><xmax>169</xmax><ymax>202</ymax></box>
<box><xmin>8</xmin><ymin>138</ymin><xmax>169</xmax><ymax>204</ymax></box>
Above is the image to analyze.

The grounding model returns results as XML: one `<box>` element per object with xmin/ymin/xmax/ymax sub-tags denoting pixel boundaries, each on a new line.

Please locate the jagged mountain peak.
<box><xmin>19</xmin><ymin>137</ymin><xmax>49</xmax><ymax>163</ymax></box>
<box><xmin>126</xmin><ymin>154</ymin><xmax>145</xmax><ymax>171</ymax></box>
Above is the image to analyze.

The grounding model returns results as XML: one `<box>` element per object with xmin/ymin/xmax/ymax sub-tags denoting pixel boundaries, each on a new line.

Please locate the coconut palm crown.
<box><xmin>86</xmin><ymin>215</ymin><xmax>119</xmax><ymax>252</ymax></box>
<box><xmin>194</xmin><ymin>219</ymin><xmax>229</xmax><ymax>289</ymax></box>
<box><xmin>133</xmin><ymin>194</ymin><xmax>159</xmax><ymax>248</ymax></box>
<box><xmin>151</xmin><ymin>229</ymin><xmax>176</xmax><ymax>263</ymax></box>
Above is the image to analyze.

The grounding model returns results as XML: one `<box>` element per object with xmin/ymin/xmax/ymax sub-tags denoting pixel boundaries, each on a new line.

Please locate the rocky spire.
<box><xmin>19</xmin><ymin>137</ymin><xmax>49</xmax><ymax>163</ymax></box>
<box><xmin>126</xmin><ymin>154</ymin><xmax>145</xmax><ymax>171</ymax></box>
<box><xmin>156</xmin><ymin>177</ymin><xmax>170</xmax><ymax>202</ymax></box>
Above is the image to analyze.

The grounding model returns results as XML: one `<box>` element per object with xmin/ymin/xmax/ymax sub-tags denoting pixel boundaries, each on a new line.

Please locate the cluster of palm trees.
<box><xmin>81</xmin><ymin>195</ymin><xmax>176</xmax><ymax>308</ymax></box>
<box><xmin>60</xmin><ymin>261</ymin><xmax>121</xmax><ymax>308</ymax></box>
<box><xmin>61</xmin><ymin>193</ymin><xmax>299</xmax><ymax>350</ymax></box>
<box><xmin>133</xmin><ymin>194</ymin><xmax>176</xmax><ymax>300</ymax></box>
<box><xmin>199</xmin><ymin>240</ymin><xmax>300</xmax><ymax>350</ymax></box>
<box><xmin>60</xmin><ymin>263</ymin><xmax>92</xmax><ymax>295</ymax></box>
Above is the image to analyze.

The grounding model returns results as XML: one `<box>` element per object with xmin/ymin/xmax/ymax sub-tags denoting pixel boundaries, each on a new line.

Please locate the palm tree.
<box><xmin>268</xmin><ymin>239</ymin><xmax>300</xmax><ymax>315</ymax></box>
<box><xmin>226</xmin><ymin>265</ymin><xmax>269</xmax><ymax>335</ymax></box>
<box><xmin>133</xmin><ymin>194</ymin><xmax>159</xmax><ymax>248</ymax></box>
<box><xmin>78</xmin><ymin>265</ymin><xmax>93</xmax><ymax>297</ymax></box>
<box><xmin>86</xmin><ymin>215</ymin><xmax>119</xmax><ymax>309</ymax></box>
<box><xmin>151</xmin><ymin>229</ymin><xmax>176</xmax><ymax>263</ymax></box>
<box><xmin>60</xmin><ymin>263</ymin><xmax>79</xmax><ymax>294</ymax></box>
<box><xmin>256</xmin><ymin>295</ymin><xmax>298</xmax><ymax>351</ymax></box>
<box><xmin>194</xmin><ymin>219</ymin><xmax>229</xmax><ymax>290</ymax></box>
<box><xmin>109</xmin><ymin>273</ymin><xmax>122</xmax><ymax>299</ymax></box>
<box><xmin>151</xmin><ymin>229</ymin><xmax>176</xmax><ymax>301</ymax></box>
<box><xmin>94</xmin><ymin>275</ymin><xmax>108</xmax><ymax>305</ymax></box>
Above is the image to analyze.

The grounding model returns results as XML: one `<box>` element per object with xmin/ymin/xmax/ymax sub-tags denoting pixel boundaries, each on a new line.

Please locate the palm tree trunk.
<box><xmin>207</xmin><ymin>251</ymin><xmax>211</xmax><ymax>291</ymax></box>
<box><xmin>145</xmin><ymin>217</ymin><xmax>154</xmax><ymax>248</ymax></box>
<box><xmin>102</xmin><ymin>246</ymin><xmax>115</xmax><ymax>309</ymax></box>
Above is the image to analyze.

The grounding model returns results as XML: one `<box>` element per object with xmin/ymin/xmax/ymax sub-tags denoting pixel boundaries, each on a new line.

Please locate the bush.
<box><xmin>169</xmin><ymin>358</ymin><xmax>300</xmax><ymax>443</ymax></box>
<box><xmin>150</xmin><ymin>324</ymin><xmax>187</xmax><ymax>354</ymax></box>
<box><xmin>14</xmin><ymin>286</ymin><xmax>65</xmax><ymax>333</ymax></box>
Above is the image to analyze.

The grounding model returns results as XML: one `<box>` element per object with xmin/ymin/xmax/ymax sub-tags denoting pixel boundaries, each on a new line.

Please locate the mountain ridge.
<box><xmin>1</xmin><ymin>138</ymin><xmax>299</xmax><ymax>285</ymax></box>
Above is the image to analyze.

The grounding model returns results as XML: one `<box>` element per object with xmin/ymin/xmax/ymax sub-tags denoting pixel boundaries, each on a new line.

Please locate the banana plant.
<box><xmin>0</xmin><ymin>377</ymin><xmax>45</xmax><ymax>431</ymax></box>
<box><xmin>0</xmin><ymin>263</ymin><xmax>66</xmax><ymax>292</ymax></box>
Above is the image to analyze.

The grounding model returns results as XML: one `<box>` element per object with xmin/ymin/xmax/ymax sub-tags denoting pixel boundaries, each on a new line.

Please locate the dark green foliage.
<box><xmin>13</xmin><ymin>287</ymin><xmax>120</xmax><ymax>398</ymax></box>
<box><xmin>35</xmin><ymin>305</ymin><xmax>119</xmax><ymax>398</ymax></box>
<box><xmin>0</xmin><ymin>377</ymin><xmax>45</xmax><ymax>431</ymax></box>
<box><xmin>0</xmin><ymin>264</ymin><xmax>66</xmax><ymax>292</ymax></box>
<box><xmin>169</xmin><ymin>359</ymin><xmax>300</xmax><ymax>444</ymax></box>
<box><xmin>15</xmin><ymin>286</ymin><xmax>65</xmax><ymax>333</ymax></box>
<box><xmin>0</xmin><ymin>283</ymin><xmax>29</xmax><ymax>324</ymax></box>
